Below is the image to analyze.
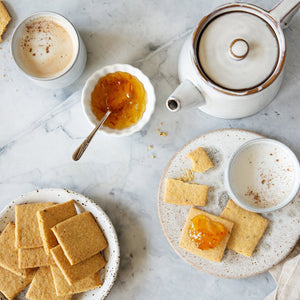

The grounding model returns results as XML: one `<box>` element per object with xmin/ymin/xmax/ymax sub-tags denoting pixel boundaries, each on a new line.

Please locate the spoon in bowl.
<box><xmin>72</xmin><ymin>109</ymin><xmax>111</xmax><ymax>161</ymax></box>
<box><xmin>72</xmin><ymin>88</ymin><xmax>131</xmax><ymax>161</ymax></box>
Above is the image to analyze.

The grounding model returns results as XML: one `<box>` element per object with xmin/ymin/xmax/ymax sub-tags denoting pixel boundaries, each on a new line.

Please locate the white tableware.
<box><xmin>166</xmin><ymin>0</ymin><xmax>300</xmax><ymax>119</ymax></box>
<box><xmin>157</xmin><ymin>129</ymin><xmax>300</xmax><ymax>278</ymax></box>
<box><xmin>82</xmin><ymin>64</ymin><xmax>156</xmax><ymax>137</ymax></box>
<box><xmin>225</xmin><ymin>138</ymin><xmax>300</xmax><ymax>213</ymax></box>
<box><xmin>0</xmin><ymin>188</ymin><xmax>120</xmax><ymax>300</ymax></box>
<box><xmin>11</xmin><ymin>12</ymin><xmax>87</xmax><ymax>89</ymax></box>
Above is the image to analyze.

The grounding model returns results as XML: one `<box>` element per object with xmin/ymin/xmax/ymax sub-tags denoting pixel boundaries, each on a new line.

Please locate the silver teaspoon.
<box><xmin>72</xmin><ymin>110</ymin><xmax>111</xmax><ymax>161</ymax></box>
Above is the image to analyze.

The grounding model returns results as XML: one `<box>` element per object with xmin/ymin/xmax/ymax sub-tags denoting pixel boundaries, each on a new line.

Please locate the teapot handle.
<box><xmin>269</xmin><ymin>0</ymin><xmax>300</xmax><ymax>29</ymax></box>
<box><xmin>166</xmin><ymin>79</ymin><xmax>205</xmax><ymax>112</ymax></box>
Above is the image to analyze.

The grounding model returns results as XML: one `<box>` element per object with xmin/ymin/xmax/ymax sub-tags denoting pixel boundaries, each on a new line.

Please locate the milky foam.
<box><xmin>16</xmin><ymin>15</ymin><xmax>76</xmax><ymax>78</ymax></box>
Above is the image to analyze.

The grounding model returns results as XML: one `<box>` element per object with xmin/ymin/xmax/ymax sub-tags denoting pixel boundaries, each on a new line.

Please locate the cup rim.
<box><xmin>81</xmin><ymin>63</ymin><xmax>156</xmax><ymax>137</ymax></box>
<box><xmin>11</xmin><ymin>11</ymin><xmax>80</xmax><ymax>81</ymax></box>
<box><xmin>225</xmin><ymin>138</ymin><xmax>300</xmax><ymax>213</ymax></box>
<box><xmin>191</xmin><ymin>3</ymin><xmax>286</xmax><ymax>96</ymax></box>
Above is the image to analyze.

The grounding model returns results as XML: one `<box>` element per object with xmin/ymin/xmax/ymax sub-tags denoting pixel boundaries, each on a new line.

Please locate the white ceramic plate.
<box><xmin>82</xmin><ymin>64</ymin><xmax>156</xmax><ymax>137</ymax></box>
<box><xmin>0</xmin><ymin>188</ymin><xmax>120</xmax><ymax>300</ymax></box>
<box><xmin>157</xmin><ymin>128</ymin><xmax>300</xmax><ymax>278</ymax></box>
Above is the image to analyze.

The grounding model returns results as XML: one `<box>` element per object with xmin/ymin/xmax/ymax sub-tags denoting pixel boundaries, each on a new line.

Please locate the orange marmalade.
<box><xmin>188</xmin><ymin>215</ymin><xmax>228</xmax><ymax>250</ymax></box>
<box><xmin>90</xmin><ymin>71</ymin><xmax>147</xmax><ymax>130</ymax></box>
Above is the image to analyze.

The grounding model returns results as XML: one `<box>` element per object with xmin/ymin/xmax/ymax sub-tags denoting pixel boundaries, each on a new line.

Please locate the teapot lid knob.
<box><xmin>229</xmin><ymin>39</ymin><xmax>249</xmax><ymax>60</ymax></box>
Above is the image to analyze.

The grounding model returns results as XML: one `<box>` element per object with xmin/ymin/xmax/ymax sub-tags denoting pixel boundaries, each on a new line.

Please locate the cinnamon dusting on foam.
<box><xmin>17</xmin><ymin>16</ymin><xmax>75</xmax><ymax>78</ymax></box>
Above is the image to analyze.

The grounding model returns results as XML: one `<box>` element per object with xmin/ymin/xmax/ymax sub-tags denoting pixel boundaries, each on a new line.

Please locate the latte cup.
<box><xmin>11</xmin><ymin>12</ymin><xmax>87</xmax><ymax>89</ymax></box>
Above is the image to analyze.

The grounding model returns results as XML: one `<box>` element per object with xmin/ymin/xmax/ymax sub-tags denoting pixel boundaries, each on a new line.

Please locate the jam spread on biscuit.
<box><xmin>188</xmin><ymin>215</ymin><xmax>228</xmax><ymax>250</ymax></box>
<box><xmin>91</xmin><ymin>71</ymin><xmax>147</xmax><ymax>130</ymax></box>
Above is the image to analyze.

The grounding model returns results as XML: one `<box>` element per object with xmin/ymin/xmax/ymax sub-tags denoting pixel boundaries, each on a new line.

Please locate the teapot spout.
<box><xmin>166</xmin><ymin>98</ymin><xmax>181</xmax><ymax>112</ymax></box>
<box><xmin>166</xmin><ymin>79</ymin><xmax>205</xmax><ymax>112</ymax></box>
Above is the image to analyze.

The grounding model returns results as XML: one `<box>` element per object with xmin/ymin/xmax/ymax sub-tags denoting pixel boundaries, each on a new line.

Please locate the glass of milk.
<box><xmin>225</xmin><ymin>138</ymin><xmax>300</xmax><ymax>213</ymax></box>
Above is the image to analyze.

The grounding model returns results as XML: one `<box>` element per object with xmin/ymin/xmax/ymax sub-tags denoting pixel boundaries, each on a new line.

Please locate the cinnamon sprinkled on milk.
<box><xmin>230</xmin><ymin>143</ymin><xmax>296</xmax><ymax>208</ymax></box>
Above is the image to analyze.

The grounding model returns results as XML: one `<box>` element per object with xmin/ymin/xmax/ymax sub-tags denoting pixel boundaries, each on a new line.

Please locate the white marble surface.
<box><xmin>0</xmin><ymin>0</ymin><xmax>299</xmax><ymax>299</ymax></box>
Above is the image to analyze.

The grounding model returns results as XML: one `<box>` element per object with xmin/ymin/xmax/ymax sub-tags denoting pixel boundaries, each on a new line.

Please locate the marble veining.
<box><xmin>0</xmin><ymin>0</ymin><xmax>299</xmax><ymax>299</ymax></box>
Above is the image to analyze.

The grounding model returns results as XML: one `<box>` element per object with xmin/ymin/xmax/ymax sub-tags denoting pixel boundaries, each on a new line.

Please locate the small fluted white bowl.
<box><xmin>82</xmin><ymin>64</ymin><xmax>156</xmax><ymax>137</ymax></box>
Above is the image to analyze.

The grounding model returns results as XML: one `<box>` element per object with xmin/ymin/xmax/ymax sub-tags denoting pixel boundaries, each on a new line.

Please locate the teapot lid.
<box><xmin>198</xmin><ymin>11</ymin><xmax>279</xmax><ymax>90</ymax></box>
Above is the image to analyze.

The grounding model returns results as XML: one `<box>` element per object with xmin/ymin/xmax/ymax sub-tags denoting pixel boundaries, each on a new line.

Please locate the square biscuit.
<box><xmin>50</xmin><ymin>245</ymin><xmax>106</xmax><ymax>285</ymax></box>
<box><xmin>50</xmin><ymin>264</ymin><xmax>101</xmax><ymax>296</ymax></box>
<box><xmin>19</xmin><ymin>247</ymin><xmax>56</xmax><ymax>269</ymax></box>
<box><xmin>37</xmin><ymin>200</ymin><xmax>77</xmax><ymax>254</ymax></box>
<box><xmin>179</xmin><ymin>207</ymin><xmax>234</xmax><ymax>263</ymax></box>
<box><xmin>26</xmin><ymin>266</ymin><xmax>72</xmax><ymax>300</ymax></box>
<box><xmin>164</xmin><ymin>178</ymin><xmax>209</xmax><ymax>206</ymax></box>
<box><xmin>15</xmin><ymin>202</ymin><xmax>55</xmax><ymax>249</ymax></box>
<box><xmin>0</xmin><ymin>222</ymin><xmax>33</xmax><ymax>277</ymax></box>
<box><xmin>0</xmin><ymin>265</ymin><xmax>35</xmax><ymax>300</ymax></box>
<box><xmin>186</xmin><ymin>147</ymin><xmax>214</xmax><ymax>173</ymax></box>
<box><xmin>220</xmin><ymin>199</ymin><xmax>269</xmax><ymax>257</ymax></box>
<box><xmin>51</xmin><ymin>211</ymin><xmax>108</xmax><ymax>265</ymax></box>
<box><xmin>0</xmin><ymin>1</ymin><xmax>11</xmax><ymax>42</ymax></box>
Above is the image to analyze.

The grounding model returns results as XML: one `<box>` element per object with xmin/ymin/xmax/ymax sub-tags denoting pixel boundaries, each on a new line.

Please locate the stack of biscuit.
<box><xmin>0</xmin><ymin>200</ymin><xmax>108</xmax><ymax>299</ymax></box>
<box><xmin>164</xmin><ymin>147</ymin><xmax>269</xmax><ymax>263</ymax></box>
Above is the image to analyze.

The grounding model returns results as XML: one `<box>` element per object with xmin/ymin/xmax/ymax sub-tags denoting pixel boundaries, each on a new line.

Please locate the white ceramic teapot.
<box><xmin>166</xmin><ymin>0</ymin><xmax>300</xmax><ymax>119</ymax></box>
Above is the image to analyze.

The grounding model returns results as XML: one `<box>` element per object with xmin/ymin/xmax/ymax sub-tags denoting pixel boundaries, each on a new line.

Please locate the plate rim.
<box><xmin>0</xmin><ymin>188</ymin><xmax>120</xmax><ymax>299</ymax></box>
<box><xmin>156</xmin><ymin>128</ymin><xmax>298</xmax><ymax>279</ymax></box>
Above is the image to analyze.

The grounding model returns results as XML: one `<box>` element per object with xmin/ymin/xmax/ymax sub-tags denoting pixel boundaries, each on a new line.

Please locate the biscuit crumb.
<box><xmin>156</xmin><ymin>126</ymin><xmax>167</xmax><ymax>136</ymax></box>
<box><xmin>177</xmin><ymin>169</ymin><xmax>194</xmax><ymax>182</ymax></box>
<box><xmin>152</xmin><ymin>155</ymin><xmax>156</xmax><ymax>159</ymax></box>
<box><xmin>149</xmin><ymin>145</ymin><xmax>153</xmax><ymax>149</ymax></box>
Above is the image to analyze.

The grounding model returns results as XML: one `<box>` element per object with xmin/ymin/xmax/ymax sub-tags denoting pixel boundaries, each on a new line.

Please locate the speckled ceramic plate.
<box><xmin>157</xmin><ymin>129</ymin><xmax>300</xmax><ymax>278</ymax></box>
<box><xmin>0</xmin><ymin>188</ymin><xmax>120</xmax><ymax>300</ymax></box>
